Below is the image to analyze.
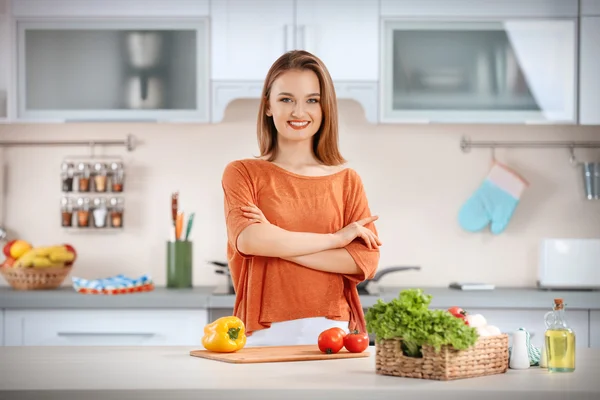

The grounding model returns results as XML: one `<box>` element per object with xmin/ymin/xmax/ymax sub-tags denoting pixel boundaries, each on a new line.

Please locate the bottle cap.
<box><xmin>554</xmin><ymin>298</ymin><xmax>563</xmax><ymax>304</ymax></box>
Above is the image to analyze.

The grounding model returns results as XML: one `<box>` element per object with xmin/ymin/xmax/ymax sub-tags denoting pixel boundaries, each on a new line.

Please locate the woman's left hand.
<box><xmin>241</xmin><ymin>203</ymin><xmax>271</xmax><ymax>225</ymax></box>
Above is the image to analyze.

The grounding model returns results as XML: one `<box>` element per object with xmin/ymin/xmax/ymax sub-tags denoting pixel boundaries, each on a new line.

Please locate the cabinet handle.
<box><xmin>284</xmin><ymin>24</ymin><xmax>295</xmax><ymax>52</ymax></box>
<box><xmin>57</xmin><ymin>332</ymin><xmax>156</xmax><ymax>337</ymax></box>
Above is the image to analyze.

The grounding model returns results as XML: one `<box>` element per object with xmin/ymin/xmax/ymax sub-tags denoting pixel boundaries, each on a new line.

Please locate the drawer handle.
<box><xmin>57</xmin><ymin>332</ymin><xmax>156</xmax><ymax>337</ymax></box>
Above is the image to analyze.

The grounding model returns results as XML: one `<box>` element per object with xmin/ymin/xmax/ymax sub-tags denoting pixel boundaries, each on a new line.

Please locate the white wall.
<box><xmin>0</xmin><ymin>99</ymin><xmax>599</xmax><ymax>288</ymax></box>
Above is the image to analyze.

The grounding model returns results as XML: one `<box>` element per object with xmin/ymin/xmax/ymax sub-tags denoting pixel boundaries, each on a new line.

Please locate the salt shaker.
<box><xmin>510</xmin><ymin>330</ymin><xmax>530</xmax><ymax>369</ymax></box>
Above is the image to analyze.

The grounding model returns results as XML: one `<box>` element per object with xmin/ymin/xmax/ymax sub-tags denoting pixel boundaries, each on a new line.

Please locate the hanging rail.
<box><xmin>460</xmin><ymin>136</ymin><xmax>600</xmax><ymax>152</ymax></box>
<box><xmin>0</xmin><ymin>134</ymin><xmax>136</xmax><ymax>152</ymax></box>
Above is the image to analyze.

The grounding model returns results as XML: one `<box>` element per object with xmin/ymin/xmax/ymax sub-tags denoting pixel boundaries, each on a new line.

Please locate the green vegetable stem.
<box><xmin>365</xmin><ymin>288</ymin><xmax>478</xmax><ymax>358</ymax></box>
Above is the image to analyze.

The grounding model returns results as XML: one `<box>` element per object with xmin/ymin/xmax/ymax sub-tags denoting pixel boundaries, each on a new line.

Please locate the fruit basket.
<box><xmin>375</xmin><ymin>334</ymin><xmax>509</xmax><ymax>381</ymax></box>
<box><xmin>0</xmin><ymin>264</ymin><xmax>73</xmax><ymax>290</ymax></box>
<box><xmin>1</xmin><ymin>241</ymin><xmax>77</xmax><ymax>290</ymax></box>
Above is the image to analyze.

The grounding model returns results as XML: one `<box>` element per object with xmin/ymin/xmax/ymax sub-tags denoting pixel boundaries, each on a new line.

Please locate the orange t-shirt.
<box><xmin>221</xmin><ymin>159</ymin><xmax>380</xmax><ymax>335</ymax></box>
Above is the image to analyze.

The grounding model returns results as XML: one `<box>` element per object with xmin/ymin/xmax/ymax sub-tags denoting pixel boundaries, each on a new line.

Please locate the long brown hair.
<box><xmin>257</xmin><ymin>50</ymin><xmax>346</xmax><ymax>165</ymax></box>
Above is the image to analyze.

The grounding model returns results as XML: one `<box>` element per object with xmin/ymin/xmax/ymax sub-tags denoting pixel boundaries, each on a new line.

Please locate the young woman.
<box><xmin>221</xmin><ymin>50</ymin><xmax>381</xmax><ymax>346</ymax></box>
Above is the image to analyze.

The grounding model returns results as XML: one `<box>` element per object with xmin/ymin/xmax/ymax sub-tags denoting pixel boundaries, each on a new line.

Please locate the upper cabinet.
<box><xmin>16</xmin><ymin>19</ymin><xmax>209</xmax><ymax>122</ymax></box>
<box><xmin>380</xmin><ymin>0</ymin><xmax>578</xmax><ymax>124</ymax></box>
<box><xmin>211</xmin><ymin>0</ymin><xmax>295</xmax><ymax>82</ymax></box>
<box><xmin>580</xmin><ymin>1</ymin><xmax>600</xmax><ymax>125</ymax></box>
<box><xmin>211</xmin><ymin>0</ymin><xmax>378</xmax><ymax>81</ymax></box>
<box><xmin>4</xmin><ymin>0</ymin><xmax>210</xmax><ymax>122</ymax></box>
<box><xmin>0</xmin><ymin>0</ymin><xmax>10</xmax><ymax>120</ymax></box>
<box><xmin>210</xmin><ymin>0</ymin><xmax>379</xmax><ymax>123</ymax></box>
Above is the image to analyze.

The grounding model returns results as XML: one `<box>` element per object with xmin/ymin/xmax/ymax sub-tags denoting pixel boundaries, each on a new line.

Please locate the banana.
<box><xmin>32</xmin><ymin>256</ymin><xmax>52</xmax><ymax>268</ymax></box>
<box><xmin>14</xmin><ymin>249</ymin><xmax>37</xmax><ymax>268</ymax></box>
<box><xmin>33</xmin><ymin>246</ymin><xmax>67</xmax><ymax>257</ymax></box>
<box><xmin>49</xmin><ymin>251</ymin><xmax>75</xmax><ymax>263</ymax></box>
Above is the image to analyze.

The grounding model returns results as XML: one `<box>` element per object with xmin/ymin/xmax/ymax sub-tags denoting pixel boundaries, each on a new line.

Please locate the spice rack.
<box><xmin>60</xmin><ymin>156</ymin><xmax>126</xmax><ymax>231</ymax></box>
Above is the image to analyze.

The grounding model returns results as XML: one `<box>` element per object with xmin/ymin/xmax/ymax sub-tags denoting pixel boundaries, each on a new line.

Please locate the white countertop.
<box><xmin>0</xmin><ymin>346</ymin><xmax>598</xmax><ymax>400</ymax></box>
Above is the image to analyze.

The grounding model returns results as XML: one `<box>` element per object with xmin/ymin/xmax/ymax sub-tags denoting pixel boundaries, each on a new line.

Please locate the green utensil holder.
<box><xmin>166</xmin><ymin>241</ymin><xmax>193</xmax><ymax>288</ymax></box>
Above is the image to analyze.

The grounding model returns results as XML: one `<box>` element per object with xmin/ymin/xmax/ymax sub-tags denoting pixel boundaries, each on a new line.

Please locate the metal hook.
<box><xmin>569</xmin><ymin>146</ymin><xmax>577</xmax><ymax>166</ymax></box>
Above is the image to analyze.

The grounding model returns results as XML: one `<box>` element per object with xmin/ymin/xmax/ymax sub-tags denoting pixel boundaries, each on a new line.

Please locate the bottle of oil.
<box><xmin>544</xmin><ymin>298</ymin><xmax>575</xmax><ymax>373</ymax></box>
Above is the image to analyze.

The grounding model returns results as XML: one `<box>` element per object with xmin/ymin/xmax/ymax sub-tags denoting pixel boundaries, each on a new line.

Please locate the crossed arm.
<box><xmin>236</xmin><ymin>203</ymin><xmax>381</xmax><ymax>275</ymax></box>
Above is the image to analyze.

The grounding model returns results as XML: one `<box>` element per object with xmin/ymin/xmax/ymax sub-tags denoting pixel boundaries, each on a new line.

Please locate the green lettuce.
<box><xmin>365</xmin><ymin>288</ymin><xmax>478</xmax><ymax>357</ymax></box>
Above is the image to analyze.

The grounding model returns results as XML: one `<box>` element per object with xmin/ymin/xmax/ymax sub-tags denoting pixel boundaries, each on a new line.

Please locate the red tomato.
<box><xmin>343</xmin><ymin>330</ymin><xmax>369</xmax><ymax>353</ymax></box>
<box><xmin>448</xmin><ymin>306</ymin><xmax>469</xmax><ymax>326</ymax></box>
<box><xmin>318</xmin><ymin>327</ymin><xmax>345</xmax><ymax>354</ymax></box>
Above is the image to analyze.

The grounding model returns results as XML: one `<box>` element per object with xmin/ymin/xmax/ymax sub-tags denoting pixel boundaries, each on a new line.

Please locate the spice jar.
<box><xmin>61</xmin><ymin>162</ymin><xmax>74</xmax><ymax>192</ymax></box>
<box><xmin>109</xmin><ymin>197</ymin><xmax>124</xmax><ymax>228</ymax></box>
<box><xmin>77</xmin><ymin>163</ymin><xmax>91</xmax><ymax>192</ymax></box>
<box><xmin>110</xmin><ymin>162</ymin><xmax>124</xmax><ymax>192</ymax></box>
<box><xmin>92</xmin><ymin>197</ymin><xmax>108</xmax><ymax>228</ymax></box>
<box><xmin>93</xmin><ymin>163</ymin><xmax>107</xmax><ymax>192</ymax></box>
<box><xmin>61</xmin><ymin>197</ymin><xmax>74</xmax><ymax>227</ymax></box>
<box><xmin>76</xmin><ymin>197</ymin><xmax>91</xmax><ymax>227</ymax></box>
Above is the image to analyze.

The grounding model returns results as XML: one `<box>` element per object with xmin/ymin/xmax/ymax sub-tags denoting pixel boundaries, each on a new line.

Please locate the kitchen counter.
<box><xmin>1</xmin><ymin>286</ymin><xmax>599</xmax><ymax>310</ymax></box>
<box><xmin>0</xmin><ymin>346</ymin><xmax>598</xmax><ymax>400</ymax></box>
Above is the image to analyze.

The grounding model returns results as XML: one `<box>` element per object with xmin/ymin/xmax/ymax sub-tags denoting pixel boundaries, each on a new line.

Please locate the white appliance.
<box><xmin>538</xmin><ymin>239</ymin><xmax>600</xmax><ymax>290</ymax></box>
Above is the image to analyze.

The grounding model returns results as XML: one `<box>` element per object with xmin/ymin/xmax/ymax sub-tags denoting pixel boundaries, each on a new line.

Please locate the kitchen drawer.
<box><xmin>463</xmin><ymin>308</ymin><xmax>589</xmax><ymax>348</ymax></box>
<box><xmin>591</xmin><ymin>311</ymin><xmax>600</xmax><ymax>348</ymax></box>
<box><xmin>5</xmin><ymin>309</ymin><xmax>207</xmax><ymax>346</ymax></box>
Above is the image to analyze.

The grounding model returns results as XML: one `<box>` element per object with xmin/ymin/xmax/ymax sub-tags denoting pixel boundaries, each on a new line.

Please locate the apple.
<box><xmin>1</xmin><ymin>256</ymin><xmax>15</xmax><ymax>268</ymax></box>
<box><xmin>3</xmin><ymin>240</ymin><xmax>16</xmax><ymax>258</ymax></box>
<box><xmin>63</xmin><ymin>244</ymin><xmax>77</xmax><ymax>266</ymax></box>
<box><xmin>9</xmin><ymin>240</ymin><xmax>32</xmax><ymax>259</ymax></box>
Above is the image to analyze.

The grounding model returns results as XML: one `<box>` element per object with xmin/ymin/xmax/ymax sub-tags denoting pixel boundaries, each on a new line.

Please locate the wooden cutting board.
<box><xmin>189</xmin><ymin>344</ymin><xmax>370</xmax><ymax>364</ymax></box>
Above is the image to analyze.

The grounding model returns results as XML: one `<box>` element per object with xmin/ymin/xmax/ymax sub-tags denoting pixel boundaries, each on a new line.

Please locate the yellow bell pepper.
<box><xmin>202</xmin><ymin>316</ymin><xmax>247</xmax><ymax>353</ymax></box>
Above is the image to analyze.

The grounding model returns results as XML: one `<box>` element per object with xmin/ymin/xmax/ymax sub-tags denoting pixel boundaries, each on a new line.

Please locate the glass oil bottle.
<box><xmin>544</xmin><ymin>298</ymin><xmax>575</xmax><ymax>373</ymax></box>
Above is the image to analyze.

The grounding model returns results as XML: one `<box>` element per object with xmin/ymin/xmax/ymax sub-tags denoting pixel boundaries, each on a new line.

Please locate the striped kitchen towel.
<box><xmin>509</xmin><ymin>327</ymin><xmax>541</xmax><ymax>366</ymax></box>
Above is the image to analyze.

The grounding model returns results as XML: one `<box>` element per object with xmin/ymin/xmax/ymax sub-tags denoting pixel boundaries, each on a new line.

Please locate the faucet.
<box><xmin>356</xmin><ymin>266</ymin><xmax>421</xmax><ymax>295</ymax></box>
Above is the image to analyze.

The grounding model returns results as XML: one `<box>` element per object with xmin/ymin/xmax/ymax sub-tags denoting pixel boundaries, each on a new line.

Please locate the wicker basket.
<box><xmin>0</xmin><ymin>265</ymin><xmax>73</xmax><ymax>290</ymax></box>
<box><xmin>375</xmin><ymin>334</ymin><xmax>509</xmax><ymax>381</ymax></box>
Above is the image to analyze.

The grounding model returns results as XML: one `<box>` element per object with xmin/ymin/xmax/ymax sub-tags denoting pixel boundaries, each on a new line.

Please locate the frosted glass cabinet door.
<box><xmin>17</xmin><ymin>20</ymin><xmax>209</xmax><ymax>121</ymax></box>
<box><xmin>381</xmin><ymin>20</ymin><xmax>577</xmax><ymax>123</ymax></box>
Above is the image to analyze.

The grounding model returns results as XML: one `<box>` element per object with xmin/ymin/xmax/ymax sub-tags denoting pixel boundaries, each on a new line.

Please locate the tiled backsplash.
<box><xmin>0</xmin><ymin>100</ymin><xmax>599</xmax><ymax>288</ymax></box>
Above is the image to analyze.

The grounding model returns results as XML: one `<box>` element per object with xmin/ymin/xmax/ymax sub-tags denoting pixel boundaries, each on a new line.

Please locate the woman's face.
<box><xmin>266</xmin><ymin>69</ymin><xmax>323</xmax><ymax>144</ymax></box>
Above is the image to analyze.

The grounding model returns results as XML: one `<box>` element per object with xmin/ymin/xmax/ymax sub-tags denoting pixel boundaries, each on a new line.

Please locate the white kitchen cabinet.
<box><xmin>10</xmin><ymin>0</ymin><xmax>210</xmax><ymax>18</ymax></box>
<box><xmin>380</xmin><ymin>18</ymin><xmax>577</xmax><ymax>124</ymax></box>
<box><xmin>465</xmin><ymin>308</ymin><xmax>589</xmax><ymax>348</ymax></box>
<box><xmin>210</xmin><ymin>0</ymin><xmax>295</xmax><ymax>82</ymax></box>
<box><xmin>16</xmin><ymin>19</ymin><xmax>210</xmax><ymax>122</ymax></box>
<box><xmin>381</xmin><ymin>0</ymin><xmax>578</xmax><ymax>18</ymax></box>
<box><xmin>5</xmin><ymin>309</ymin><xmax>208</xmax><ymax>346</ymax></box>
<box><xmin>295</xmin><ymin>0</ymin><xmax>378</xmax><ymax>81</ymax></box>
<box><xmin>582</xmin><ymin>0</ymin><xmax>600</xmax><ymax>16</ymax></box>
<box><xmin>210</xmin><ymin>0</ymin><xmax>379</xmax><ymax>123</ymax></box>
<box><xmin>579</xmin><ymin>17</ymin><xmax>600</xmax><ymax>125</ymax></box>
<box><xmin>0</xmin><ymin>0</ymin><xmax>11</xmax><ymax>120</ymax></box>
<box><xmin>591</xmin><ymin>311</ymin><xmax>600</xmax><ymax>348</ymax></box>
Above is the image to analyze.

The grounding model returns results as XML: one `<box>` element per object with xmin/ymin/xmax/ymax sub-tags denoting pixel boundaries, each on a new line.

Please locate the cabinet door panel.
<box><xmin>580</xmin><ymin>17</ymin><xmax>600</xmax><ymax>125</ymax></box>
<box><xmin>5</xmin><ymin>309</ymin><xmax>207</xmax><ymax>346</ymax></box>
<box><xmin>296</xmin><ymin>0</ymin><xmax>378</xmax><ymax>81</ymax></box>
<box><xmin>211</xmin><ymin>0</ymin><xmax>294</xmax><ymax>81</ymax></box>
<box><xmin>590</xmin><ymin>311</ymin><xmax>600</xmax><ymax>348</ymax></box>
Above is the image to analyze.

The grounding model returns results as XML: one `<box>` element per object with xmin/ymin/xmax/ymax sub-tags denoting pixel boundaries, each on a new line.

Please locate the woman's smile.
<box><xmin>287</xmin><ymin>120</ymin><xmax>310</xmax><ymax>130</ymax></box>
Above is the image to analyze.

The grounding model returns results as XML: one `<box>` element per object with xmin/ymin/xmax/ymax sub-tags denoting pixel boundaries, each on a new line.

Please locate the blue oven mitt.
<box><xmin>458</xmin><ymin>162</ymin><xmax>528</xmax><ymax>234</ymax></box>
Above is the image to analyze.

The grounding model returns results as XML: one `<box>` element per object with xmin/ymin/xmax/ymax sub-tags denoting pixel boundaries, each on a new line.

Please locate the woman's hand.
<box><xmin>241</xmin><ymin>203</ymin><xmax>271</xmax><ymax>225</ymax></box>
<box><xmin>334</xmin><ymin>216</ymin><xmax>381</xmax><ymax>249</ymax></box>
